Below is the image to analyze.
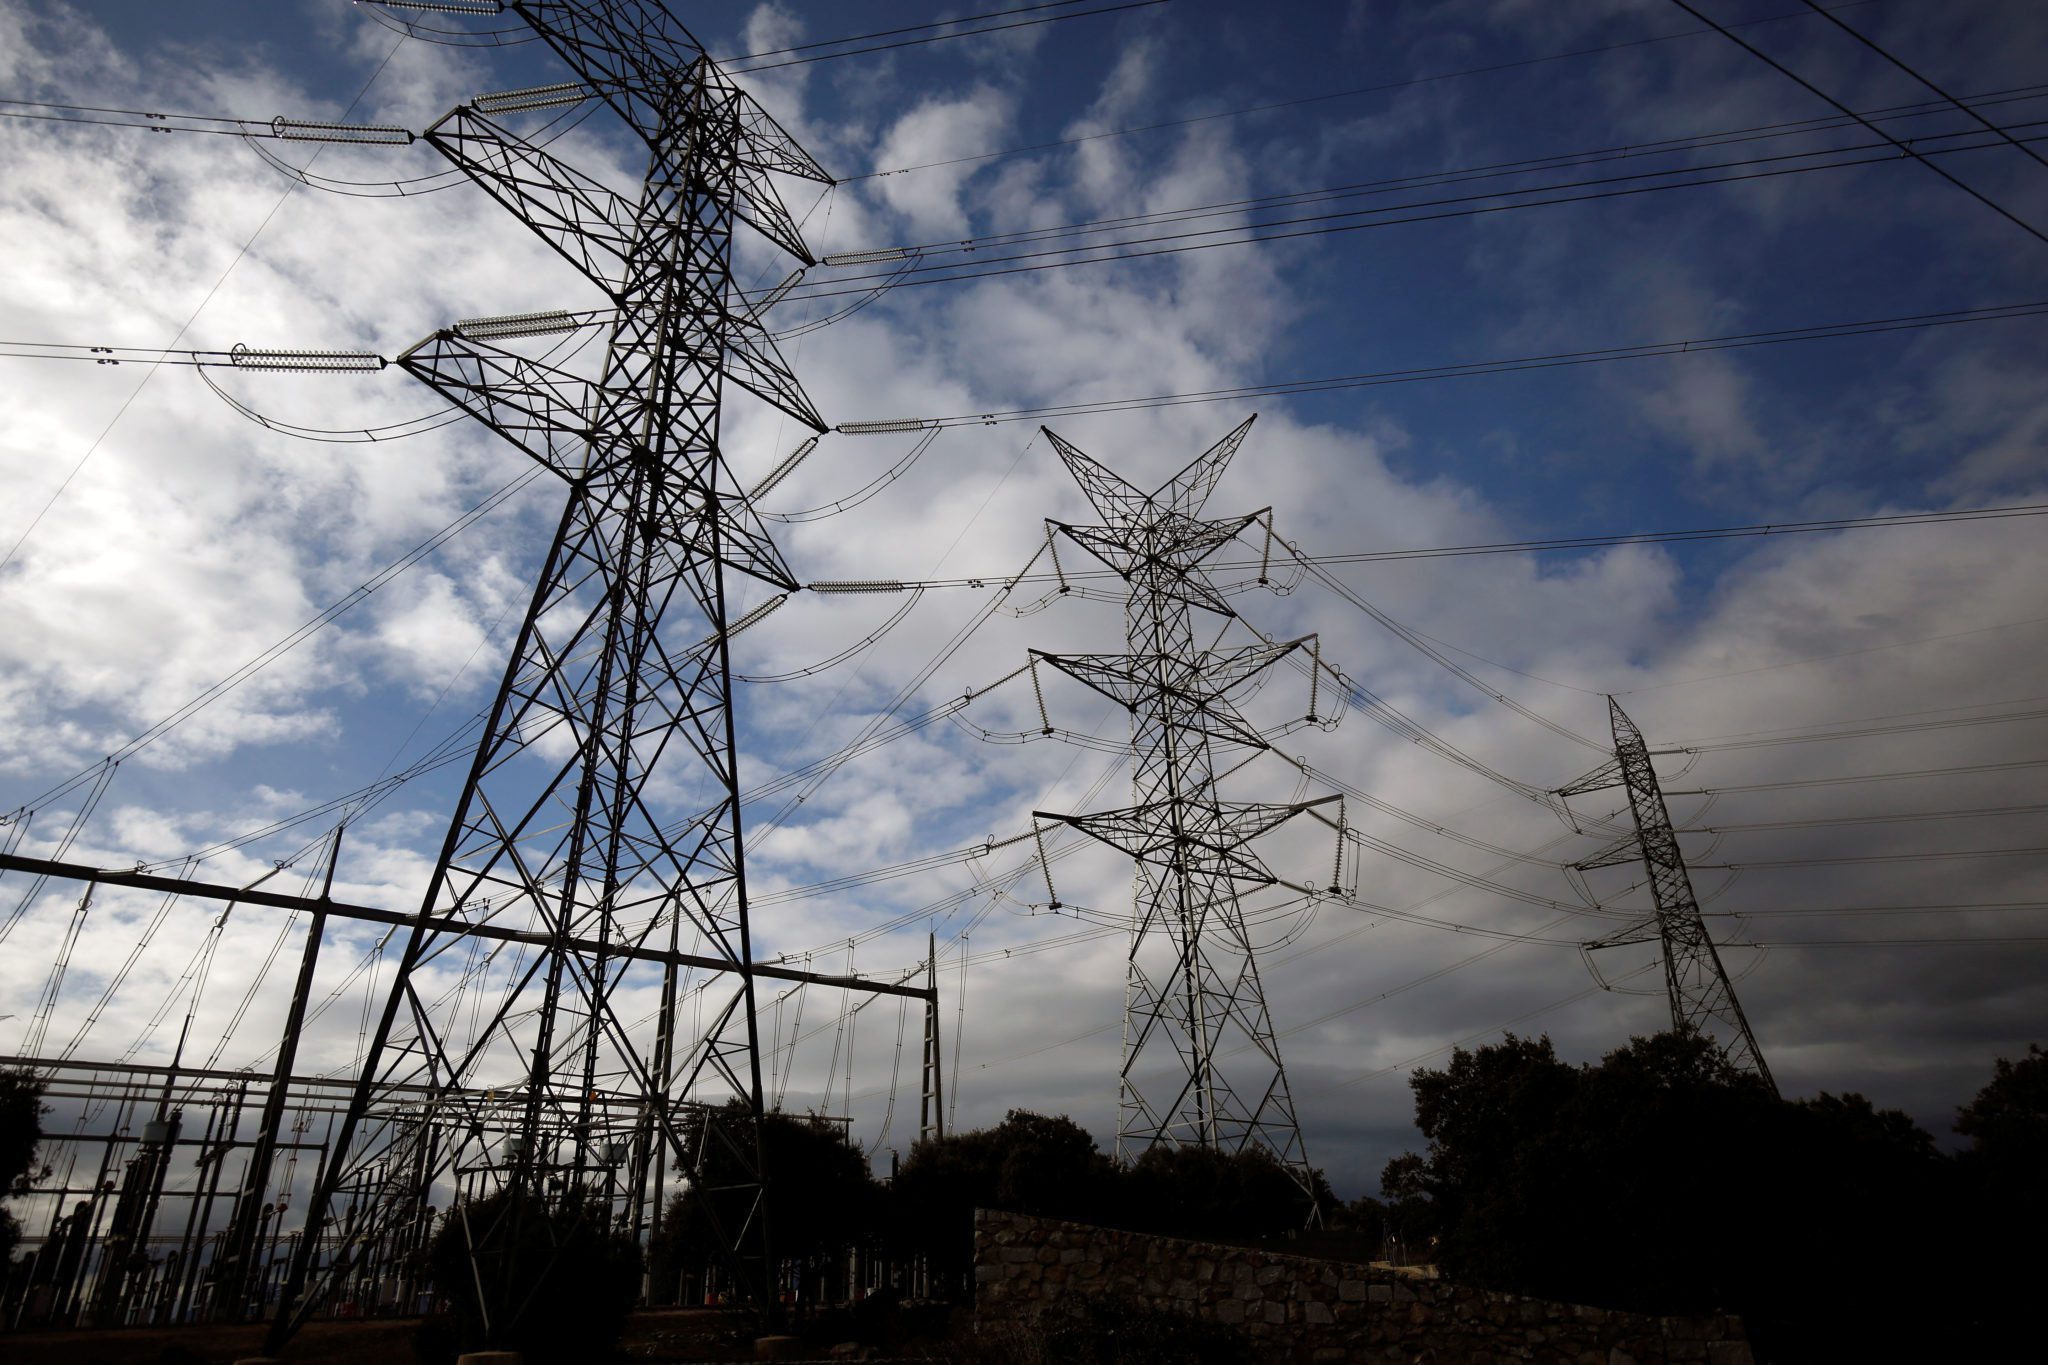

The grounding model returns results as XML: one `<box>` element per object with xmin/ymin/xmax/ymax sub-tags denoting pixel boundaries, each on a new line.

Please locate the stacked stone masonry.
<box><xmin>973</xmin><ymin>1209</ymin><xmax>1754</xmax><ymax>1365</ymax></box>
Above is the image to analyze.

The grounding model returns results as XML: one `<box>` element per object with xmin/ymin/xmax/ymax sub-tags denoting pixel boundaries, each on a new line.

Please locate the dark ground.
<box><xmin>1</xmin><ymin>1308</ymin><xmax>965</xmax><ymax>1365</ymax></box>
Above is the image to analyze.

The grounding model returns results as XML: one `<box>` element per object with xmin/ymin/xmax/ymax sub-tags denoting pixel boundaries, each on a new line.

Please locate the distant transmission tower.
<box><xmin>1560</xmin><ymin>696</ymin><xmax>1777</xmax><ymax>1093</ymax></box>
<box><xmin>274</xmin><ymin>0</ymin><xmax>844</xmax><ymax>1340</ymax></box>
<box><xmin>1030</xmin><ymin>417</ymin><xmax>1334</xmax><ymax>1188</ymax></box>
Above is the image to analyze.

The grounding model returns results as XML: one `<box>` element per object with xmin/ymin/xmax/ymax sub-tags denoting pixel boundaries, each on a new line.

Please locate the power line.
<box><xmin>856</xmin><ymin>87</ymin><xmax>2048</xmax><ymax>262</ymax></box>
<box><xmin>1677</xmin><ymin>801</ymin><xmax>2048</xmax><ymax>833</ymax></box>
<box><xmin>1744</xmin><ymin>935</ymin><xmax>2048</xmax><ymax>947</ymax></box>
<box><xmin>1664</xmin><ymin>757</ymin><xmax>2048</xmax><ymax>795</ymax></box>
<box><xmin>0</xmin><ymin>36</ymin><xmax>408</xmax><ymax>576</ymax></box>
<box><xmin>847</xmin><ymin>0</ymin><xmax>1887</xmax><ymax>180</ymax></box>
<box><xmin>1673</xmin><ymin>704</ymin><xmax>2048</xmax><ymax>752</ymax></box>
<box><xmin>1666</xmin><ymin>0</ymin><xmax>2048</xmax><ymax>247</ymax></box>
<box><xmin>1309</xmin><ymin>965</ymin><xmax>1661</xmax><ymax>1095</ymax></box>
<box><xmin>831</xmin><ymin>499</ymin><xmax>2048</xmax><ymax>593</ymax></box>
<box><xmin>726</xmin><ymin>1</ymin><xmax>1098</xmax><ymax>61</ymax></box>
<box><xmin>834</xmin><ymin>299</ymin><xmax>2048</xmax><ymax>430</ymax></box>
<box><xmin>727</xmin><ymin>0</ymin><xmax>1169</xmax><ymax>73</ymax></box>
<box><xmin>788</xmin><ymin>126</ymin><xmax>2048</xmax><ymax>302</ymax></box>
<box><xmin>1710</xmin><ymin>901</ymin><xmax>2048</xmax><ymax>918</ymax></box>
<box><xmin>802</xmin><ymin>116</ymin><xmax>2048</xmax><ymax>295</ymax></box>
<box><xmin>1796</xmin><ymin>0</ymin><xmax>2048</xmax><ymax>172</ymax></box>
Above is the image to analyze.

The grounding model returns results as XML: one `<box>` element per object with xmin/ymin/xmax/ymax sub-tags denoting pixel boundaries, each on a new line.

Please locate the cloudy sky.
<box><xmin>2</xmin><ymin>0</ymin><xmax>2046</xmax><ymax>1203</ymax></box>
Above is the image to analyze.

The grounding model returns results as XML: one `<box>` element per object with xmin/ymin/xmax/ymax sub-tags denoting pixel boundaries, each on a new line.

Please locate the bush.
<box><xmin>419</xmin><ymin>1187</ymin><xmax>640</xmax><ymax>1365</ymax></box>
<box><xmin>1117</xmin><ymin>1144</ymin><xmax>1319</xmax><ymax>1242</ymax></box>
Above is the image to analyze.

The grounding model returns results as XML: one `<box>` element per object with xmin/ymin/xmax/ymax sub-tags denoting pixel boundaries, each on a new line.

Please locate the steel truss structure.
<box><xmin>0</xmin><ymin>0</ymin><xmax>949</xmax><ymax>1343</ymax></box>
<box><xmin>1028</xmin><ymin>418</ymin><xmax>1335</xmax><ymax>1189</ymax></box>
<box><xmin>255</xmin><ymin>0</ymin><xmax>845</xmax><ymax>1340</ymax></box>
<box><xmin>1559</xmin><ymin>697</ymin><xmax>1778</xmax><ymax>1093</ymax></box>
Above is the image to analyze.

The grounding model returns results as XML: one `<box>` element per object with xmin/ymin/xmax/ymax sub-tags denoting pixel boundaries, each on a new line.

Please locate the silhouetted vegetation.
<box><xmin>0</xmin><ymin>1069</ymin><xmax>46</xmax><ymax>1264</ymax></box>
<box><xmin>893</xmin><ymin>1108</ymin><xmax>1326</xmax><ymax>1297</ymax></box>
<box><xmin>648</xmin><ymin>1100</ymin><xmax>882</xmax><ymax>1308</ymax></box>
<box><xmin>418</xmin><ymin>1187</ymin><xmax>640</xmax><ymax>1365</ymax></box>
<box><xmin>1378</xmin><ymin>1029</ymin><xmax>2042</xmax><ymax>1359</ymax></box>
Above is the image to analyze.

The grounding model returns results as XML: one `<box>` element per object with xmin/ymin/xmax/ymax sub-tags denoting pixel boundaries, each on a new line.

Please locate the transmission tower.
<box><xmin>1029</xmin><ymin>417</ymin><xmax>1335</xmax><ymax>1189</ymax></box>
<box><xmin>1559</xmin><ymin>696</ymin><xmax>1777</xmax><ymax>1093</ymax></box>
<box><xmin>271</xmin><ymin>0</ymin><xmax>835</xmax><ymax>1340</ymax></box>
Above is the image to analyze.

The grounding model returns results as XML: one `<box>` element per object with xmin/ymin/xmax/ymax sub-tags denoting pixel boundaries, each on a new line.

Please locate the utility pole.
<box><xmin>1560</xmin><ymin>696</ymin><xmax>1778</xmax><ymax>1094</ymax></box>
<box><xmin>1029</xmin><ymin>417</ymin><xmax>1334</xmax><ymax>1194</ymax></box>
<box><xmin>270</xmin><ymin>1</ymin><xmax>831</xmax><ymax>1347</ymax></box>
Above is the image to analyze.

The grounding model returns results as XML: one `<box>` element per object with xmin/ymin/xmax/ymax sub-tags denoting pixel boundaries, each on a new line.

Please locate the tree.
<box><xmin>891</xmin><ymin>1109</ymin><xmax>1115</xmax><ymax>1296</ymax></box>
<box><xmin>0</xmin><ymin>1069</ymin><xmax>47</xmax><ymax>1265</ymax></box>
<box><xmin>1119</xmin><ymin>1144</ymin><xmax>1320</xmax><ymax>1242</ymax></box>
<box><xmin>650</xmin><ymin>1102</ymin><xmax>881</xmax><ymax>1309</ymax></box>
<box><xmin>1956</xmin><ymin>1042</ymin><xmax>2048</xmax><ymax>1175</ymax></box>
<box><xmin>1383</xmin><ymin>1029</ymin><xmax>1963</xmax><ymax>1359</ymax></box>
<box><xmin>420</xmin><ymin>1187</ymin><xmax>641</xmax><ymax>1365</ymax></box>
<box><xmin>1953</xmin><ymin>1044</ymin><xmax>2048</xmax><ymax>1342</ymax></box>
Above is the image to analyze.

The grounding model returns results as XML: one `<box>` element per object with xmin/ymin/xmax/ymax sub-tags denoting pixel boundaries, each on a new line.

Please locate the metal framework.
<box><xmin>1029</xmin><ymin>418</ymin><xmax>1332</xmax><ymax>1185</ymax></box>
<box><xmin>246</xmin><ymin>0</ymin><xmax>842</xmax><ymax>1342</ymax></box>
<box><xmin>1560</xmin><ymin>697</ymin><xmax>1778</xmax><ymax>1093</ymax></box>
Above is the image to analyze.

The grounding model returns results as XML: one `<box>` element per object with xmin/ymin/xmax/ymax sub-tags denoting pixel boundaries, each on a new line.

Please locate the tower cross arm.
<box><xmin>425</xmin><ymin>105</ymin><xmax>639</xmax><ymax>294</ymax></box>
<box><xmin>398</xmin><ymin>329</ymin><xmax>594</xmax><ymax>480</ymax></box>
<box><xmin>510</xmin><ymin>1</ymin><xmax>832</xmax><ymax>184</ymax></box>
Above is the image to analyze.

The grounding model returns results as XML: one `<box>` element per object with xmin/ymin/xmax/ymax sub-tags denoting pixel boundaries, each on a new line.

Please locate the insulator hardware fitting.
<box><xmin>370</xmin><ymin>1</ymin><xmax>504</xmax><ymax>14</ymax></box>
<box><xmin>836</xmin><ymin>418</ymin><xmax>932</xmax><ymax>435</ymax></box>
<box><xmin>269</xmin><ymin>117</ymin><xmax>413</xmax><ymax>144</ymax></box>
<box><xmin>229</xmin><ymin>344</ymin><xmax>385</xmax><ymax>373</ymax></box>
<box><xmin>455</xmin><ymin>310</ymin><xmax>582</xmax><ymax>341</ymax></box>
<box><xmin>821</xmin><ymin>247</ymin><xmax>911</xmax><ymax>266</ymax></box>
<box><xmin>472</xmin><ymin>82</ymin><xmax>593</xmax><ymax>115</ymax></box>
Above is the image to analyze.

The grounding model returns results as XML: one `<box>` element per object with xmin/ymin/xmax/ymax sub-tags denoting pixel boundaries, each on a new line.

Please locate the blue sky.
<box><xmin>2</xmin><ymin>0</ymin><xmax>2046</xmax><ymax>1201</ymax></box>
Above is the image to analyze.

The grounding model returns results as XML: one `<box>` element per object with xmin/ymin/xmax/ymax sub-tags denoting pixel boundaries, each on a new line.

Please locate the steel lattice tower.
<box><xmin>1030</xmin><ymin>417</ymin><xmax>1331</xmax><ymax>1185</ymax></box>
<box><xmin>273</xmin><ymin>0</ymin><xmax>831</xmax><ymax>1339</ymax></box>
<box><xmin>1561</xmin><ymin>696</ymin><xmax>1777</xmax><ymax>1093</ymax></box>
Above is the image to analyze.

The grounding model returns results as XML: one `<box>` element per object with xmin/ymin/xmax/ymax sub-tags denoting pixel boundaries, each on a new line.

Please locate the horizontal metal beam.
<box><xmin>0</xmin><ymin>851</ymin><xmax>934</xmax><ymax>1002</ymax></box>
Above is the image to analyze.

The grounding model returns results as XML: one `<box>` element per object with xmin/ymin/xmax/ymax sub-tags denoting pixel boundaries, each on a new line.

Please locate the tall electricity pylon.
<box><xmin>274</xmin><ymin>1</ymin><xmax>831</xmax><ymax>1341</ymax></box>
<box><xmin>1560</xmin><ymin>696</ymin><xmax>1777</xmax><ymax>1093</ymax></box>
<box><xmin>1030</xmin><ymin>417</ymin><xmax>1332</xmax><ymax>1189</ymax></box>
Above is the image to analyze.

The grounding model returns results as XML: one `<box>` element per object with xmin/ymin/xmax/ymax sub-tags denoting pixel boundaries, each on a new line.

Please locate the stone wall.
<box><xmin>973</xmin><ymin>1210</ymin><xmax>1753</xmax><ymax>1365</ymax></box>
